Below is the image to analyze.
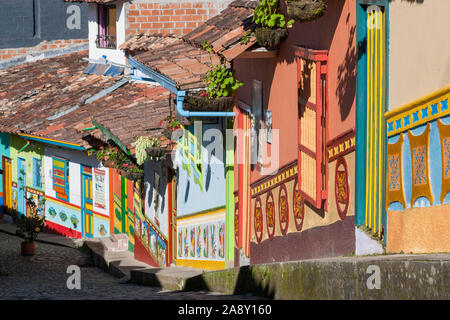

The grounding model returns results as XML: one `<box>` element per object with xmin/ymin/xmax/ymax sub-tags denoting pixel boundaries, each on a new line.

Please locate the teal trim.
<box><xmin>355</xmin><ymin>0</ymin><xmax>390</xmax><ymax>236</ymax></box>
<box><xmin>355</xmin><ymin>2</ymin><xmax>368</xmax><ymax>226</ymax></box>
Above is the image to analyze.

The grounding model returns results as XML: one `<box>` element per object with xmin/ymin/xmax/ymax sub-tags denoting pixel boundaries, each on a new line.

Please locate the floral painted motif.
<box><xmin>388</xmin><ymin>154</ymin><xmax>401</xmax><ymax>191</ymax></box>
<box><xmin>443</xmin><ymin>137</ymin><xmax>450</xmax><ymax>179</ymax></box>
<box><xmin>293</xmin><ymin>178</ymin><xmax>304</xmax><ymax>231</ymax></box>
<box><xmin>196</xmin><ymin>226</ymin><xmax>202</xmax><ymax>258</ymax></box>
<box><xmin>335</xmin><ymin>157</ymin><xmax>350</xmax><ymax>220</ymax></box>
<box><xmin>219</xmin><ymin>223</ymin><xmax>224</xmax><ymax>258</ymax></box>
<box><xmin>254</xmin><ymin>198</ymin><xmax>263</xmax><ymax>243</ymax></box>
<box><xmin>266</xmin><ymin>192</ymin><xmax>275</xmax><ymax>240</ymax></box>
<box><xmin>279</xmin><ymin>184</ymin><xmax>289</xmax><ymax>236</ymax></box>
<box><xmin>413</xmin><ymin>145</ymin><xmax>427</xmax><ymax>186</ymax></box>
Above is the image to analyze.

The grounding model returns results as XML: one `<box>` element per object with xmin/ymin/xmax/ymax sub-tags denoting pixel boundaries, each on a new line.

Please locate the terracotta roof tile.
<box><xmin>120</xmin><ymin>33</ymin><xmax>180</xmax><ymax>52</ymax></box>
<box><xmin>133</xmin><ymin>1</ymin><xmax>258</xmax><ymax>91</ymax></box>
<box><xmin>0</xmin><ymin>51</ymin><xmax>173</xmax><ymax>151</ymax></box>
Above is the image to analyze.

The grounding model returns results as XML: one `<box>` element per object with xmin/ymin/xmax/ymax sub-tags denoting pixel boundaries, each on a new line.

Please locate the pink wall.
<box><xmin>234</xmin><ymin>0</ymin><xmax>356</xmax><ymax>185</ymax></box>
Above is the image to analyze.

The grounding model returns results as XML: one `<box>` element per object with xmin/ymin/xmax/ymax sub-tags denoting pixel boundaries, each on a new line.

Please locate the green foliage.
<box><xmin>253</xmin><ymin>0</ymin><xmax>294</xmax><ymax>29</ymax></box>
<box><xmin>16</xmin><ymin>213</ymin><xmax>46</xmax><ymax>243</ymax></box>
<box><xmin>96</xmin><ymin>145</ymin><xmax>144</xmax><ymax>174</ymax></box>
<box><xmin>201</xmin><ymin>41</ymin><xmax>243</xmax><ymax>99</ymax></box>
<box><xmin>240</xmin><ymin>31</ymin><xmax>252</xmax><ymax>45</ymax></box>
<box><xmin>135</xmin><ymin>136</ymin><xmax>161</xmax><ymax>165</ymax></box>
<box><xmin>204</xmin><ymin>64</ymin><xmax>244</xmax><ymax>99</ymax></box>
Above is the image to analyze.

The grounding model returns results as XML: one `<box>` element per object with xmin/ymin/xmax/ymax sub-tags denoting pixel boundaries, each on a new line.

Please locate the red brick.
<box><xmin>181</xmin><ymin>3</ymin><xmax>192</xmax><ymax>9</ymax></box>
<box><xmin>159</xmin><ymin>15</ymin><xmax>170</xmax><ymax>22</ymax></box>
<box><xmin>193</xmin><ymin>3</ymin><xmax>203</xmax><ymax>8</ymax></box>
<box><xmin>175</xmin><ymin>22</ymin><xmax>186</xmax><ymax>28</ymax></box>
<box><xmin>174</xmin><ymin>9</ymin><xmax>185</xmax><ymax>15</ymax></box>
<box><xmin>152</xmin><ymin>10</ymin><xmax>161</xmax><ymax>15</ymax></box>
<box><xmin>140</xmin><ymin>23</ymin><xmax>152</xmax><ymax>29</ymax></box>
<box><xmin>197</xmin><ymin>9</ymin><xmax>207</xmax><ymax>15</ymax></box>
<box><xmin>49</xmin><ymin>44</ymin><xmax>58</xmax><ymax>49</ymax></box>
<box><xmin>163</xmin><ymin>22</ymin><xmax>174</xmax><ymax>28</ymax></box>
<box><xmin>170</xmin><ymin>3</ymin><xmax>180</xmax><ymax>9</ymax></box>
<box><xmin>148</xmin><ymin>15</ymin><xmax>159</xmax><ymax>22</ymax></box>
<box><xmin>141</xmin><ymin>9</ymin><xmax>151</xmax><ymax>15</ymax></box>
<box><xmin>137</xmin><ymin>16</ymin><xmax>147</xmax><ymax>22</ymax></box>
<box><xmin>129</xmin><ymin>10</ymin><xmax>139</xmax><ymax>16</ymax></box>
<box><xmin>162</xmin><ymin>9</ymin><xmax>174</xmax><ymax>15</ymax></box>
<box><xmin>128</xmin><ymin>16</ymin><xmax>136</xmax><ymax>23</ymax></box>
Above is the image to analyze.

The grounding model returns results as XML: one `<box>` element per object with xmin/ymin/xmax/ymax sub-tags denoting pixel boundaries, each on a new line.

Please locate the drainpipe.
<box><xmin>176</xmin><ymin>91</ymin><xmax>235</xmax><ymax>118</ymax></box>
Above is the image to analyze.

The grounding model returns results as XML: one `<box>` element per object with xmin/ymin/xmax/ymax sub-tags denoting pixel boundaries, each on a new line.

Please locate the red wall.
<box><xmin>234</xmin><ymin>0</ymin><xmax>356</xmax><ymax>186</ymax></box>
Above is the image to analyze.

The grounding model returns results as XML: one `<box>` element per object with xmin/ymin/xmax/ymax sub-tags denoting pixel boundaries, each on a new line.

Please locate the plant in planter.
<box><xmin>285</xmin><ymin>0</ymin><xmax>326</xmax><ymax>22</ymax></box>
<box><xmin>118</xmin><ymin>163</ymin><xmax>144</xmax><ymax>181</ymax></box>
<box><xmin>185</xmin><ymin>42</ymin><xmax>243</xmax><ymax>111</ymax></box>
<box><xmin>159</xmin><ymin>116</ymin><xmax>182</xmax><ymax>140</ymax></box>
<box><xmin>16</xmin><ymin>213</ymin><xmax>46</xmax><ymax>256</ymax></box>
<box><xmin>253</xmin><ymin>0</ymin><xmax>294</xmax><ymax>49</ymax></box>
<box><xmin>96</xmin><ymin>146</ymin><xmax>129</xmax><ymax>169</ymax></box>
<box><xmin>135</xmin><ymin>136</ymin><xmax>166</xmax><ymax>165</ymax></box>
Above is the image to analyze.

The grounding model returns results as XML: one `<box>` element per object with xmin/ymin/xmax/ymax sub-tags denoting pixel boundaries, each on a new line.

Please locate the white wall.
<box><xmin>88</xmin><ymin>2</ymin><xmax>126</xmax><ymax>65</ymax></box>
<box><xmin>44</xmin><ymin>146</ymin><xmax>110</xmax><ymax>217</ymax></box>
<box><xmin>144</xmin><ymin>160</ymin><xmax>169</xmax><ymax>238</ymax></box>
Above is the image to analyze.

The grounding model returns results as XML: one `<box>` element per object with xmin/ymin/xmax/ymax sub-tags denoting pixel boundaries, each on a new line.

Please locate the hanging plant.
<box><xmin>136</xmin><ymin>136</ymin><xmax>166</xmax><ymax>165</ymax></box>
<box><xmin>253</xmin><ymin>0</ymin><xmax>294</xmax><ymax>49</ymax></box>
<box><xmin>159</xmin><ymin>116</ymin><xmax>182</xmax><ymax>140</ymax></box>
<box><xmin>285</xmin><ymin>0</ymin><xmax>326</xmax><ymax>22</ymax></box>
<box><xmin>185</xmin><ymin>41</ymin><xmax>243</xmax><ymax>111</ymax></box>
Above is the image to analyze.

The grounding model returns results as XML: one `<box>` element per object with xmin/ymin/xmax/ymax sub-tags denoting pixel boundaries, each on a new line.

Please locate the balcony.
<box><xmin>96</xmin><ymin>34</ymin><xmax>116</xmax><ymax>49</ymax></box>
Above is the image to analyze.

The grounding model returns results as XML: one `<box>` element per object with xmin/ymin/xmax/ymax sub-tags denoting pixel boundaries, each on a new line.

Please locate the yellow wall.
<box><xmin>387</xmin><ymin>203</ymin><xmax>450</xmax><ymax>254</ymax></box>
<box><xmin>388</xmin><ymin>0</ymin><xmax>450</xmax><ymax>110</ymax></box>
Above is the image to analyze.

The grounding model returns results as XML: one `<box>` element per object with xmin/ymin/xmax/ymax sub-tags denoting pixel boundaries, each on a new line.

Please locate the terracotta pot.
<box><xmin>21</xmin><ymin>241</ymin><xmax>35</xmax><ymax>256</ymax></box>
<box><xmin>254</xmin><ymin>27</ymin><xmax>288</xmax><ymax>49</ymax></box>
<box><xmin>286</xmin><ymin>0</ymin><xmax>327</xmax><ymax>22</ymax></box>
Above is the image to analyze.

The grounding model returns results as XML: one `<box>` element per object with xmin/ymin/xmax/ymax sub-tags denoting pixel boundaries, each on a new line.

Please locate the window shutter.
<box><xmin>295</xmin><ymin>47</ymin><xmax>328</xmax><ymax>209</ymax></box>
<box><xmin>53</xmin><ymin>157</ymin><xmax>69</xmax><ymax>201</ymax></box>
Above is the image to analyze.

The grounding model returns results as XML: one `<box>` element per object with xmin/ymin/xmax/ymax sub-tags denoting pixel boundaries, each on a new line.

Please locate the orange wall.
<box><xmin>234</xmin><ymin>0</ymin><xmax>356</xmax><ymax>185</ymax></box>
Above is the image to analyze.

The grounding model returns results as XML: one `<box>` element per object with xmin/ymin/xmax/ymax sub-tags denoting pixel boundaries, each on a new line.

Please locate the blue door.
<box><xmin>17</xmin><ymin>157</ymin><xmax>26</xmax><ymax>217</ymax></box>
<box><xmin>81</xmin><ymin>166</ymin><xmax>94</xmax><ymax>238</ymax></box>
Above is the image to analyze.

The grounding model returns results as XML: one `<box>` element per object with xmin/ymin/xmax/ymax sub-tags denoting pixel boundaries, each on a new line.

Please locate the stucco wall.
<box><xmin>388</xmin><ymin>0</ymin><xmax>450</xmax><ymax>110</ymax></box>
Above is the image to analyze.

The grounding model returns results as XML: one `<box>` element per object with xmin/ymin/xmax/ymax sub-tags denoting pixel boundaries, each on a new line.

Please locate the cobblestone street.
<box><xmin>0</xmin><ymin>232</ymin><xmax>261</xmax><ymax>300</ymax></box>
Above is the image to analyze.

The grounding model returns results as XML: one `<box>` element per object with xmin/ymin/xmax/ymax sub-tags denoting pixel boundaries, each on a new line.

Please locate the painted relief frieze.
<box><xmin>386</xmin><ymin>134</ymin><xmax>406</xmax><ymax>209</ymax></box>
<box><xmin>408</xmin><ymin>124</ymin><xmax>433</xmax><ymax>206</ymax></box>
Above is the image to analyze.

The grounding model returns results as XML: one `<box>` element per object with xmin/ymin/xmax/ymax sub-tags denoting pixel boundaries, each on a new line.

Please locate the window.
<box><xmin>32</xmin><ymin>158</ymin><xmax>42</xmax><ymax>189</ymax></box>
<box><xmin>97</xmin><ymin>4</ymin><xmax>116</xmax><ymax>49</ymax></box>
<box><xmin>52</xmin><ymin>157</ymin><xmax>69</xmax><ymax>201</ymax></box>
<box><xmin>295</xmin><ymin>47</ymin><xmax>328</xmax><ymax>209</ymax></box>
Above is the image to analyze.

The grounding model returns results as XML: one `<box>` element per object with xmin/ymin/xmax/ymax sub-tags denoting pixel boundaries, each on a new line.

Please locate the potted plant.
<box><xmin>135</xmin><ymin>136</ymin><xmax>167</xmax><ymax>165</ymax></box>
<box><xmin>118</xmin><ymin>164</ymin><xmax>144</xmax><ymax>181</ymax></box>
<box><xmin>158</xmin><ymin>116</ymin><xmax>182</xmax><ymax>140</ymax></box>
<box><xmin>16</xmin><ymin>213</ymin><xmax>46</xmax><ymax>256</ymax></box>
<box><xmin>185</xmin><ymin>41</ymin><xmax>243</xmax><ymax>110</ymax></box>
<box><xmin>253</xmin><ymin>0</ymin><xmax>294</xmax><ymax>49</ymax></box>
<box><xmin>285</xmin><ymin>0</ymin><xmax>326</xmax><ymax>22</ymax></box>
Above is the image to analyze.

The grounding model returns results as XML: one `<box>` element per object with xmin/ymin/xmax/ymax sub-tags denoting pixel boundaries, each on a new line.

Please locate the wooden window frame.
<box><xmin>295</xmin><ymin>46</ymin><xmax>329</xmax><ymax>209</ymax></box>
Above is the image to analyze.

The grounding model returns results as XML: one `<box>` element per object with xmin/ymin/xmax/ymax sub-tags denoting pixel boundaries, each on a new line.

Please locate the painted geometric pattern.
<box><xmin>408</xmin><ymin>124</ymin><xmax>433</xmax><ymax>206</ymax></box>
<box><xmin>388</xmin><ymin>154</ymin><xmax>400</xmax><ymax>191</ymax></box>
<box><xmin>437</xmin><ymin>119</ymin><xmax>450</xmax><ymax>202</ymax></box>
<box><xmin>412</xmin><ymin>146</ymin><xmax>426</xmax><ymax>186</ymax></box>
<box><xmin>386</xmin><ymin>87</ymin><xmax>449</xmax><ymax>137</ymax></box>
<box><xmin>443</xmin><ymin>137</ymin><xmax>450</xmax><ymax>179</ymax></box>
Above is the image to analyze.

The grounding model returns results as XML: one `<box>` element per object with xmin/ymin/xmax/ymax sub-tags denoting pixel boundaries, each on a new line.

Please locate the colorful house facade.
<box><xmin>233</xmin><ymin>0</ymin><xmax>359</xmax><ymax>265</ymax></box>
<box><xmin>378</xmin><ymin>0</ymin><xmax>450</xmax><ymax>253</ymax></box>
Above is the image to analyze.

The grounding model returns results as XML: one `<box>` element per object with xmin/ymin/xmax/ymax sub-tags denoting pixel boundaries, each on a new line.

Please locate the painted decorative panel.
<box><xmin>177</xmin><ymin>219</ymin><xmax>225</xmax><ymax>262</ymax></box>
<box><xmin>254</xmin><ymin>197</ymin><xmax>263</xmax><ymax>243</ymax></box>
<box><xmin>408</xmin><ymin>124</ymin><xmax>433</xmax><ymax>205</ymax></box>
<box><xmin>265</xmin><ymin>191</ymin><xmax>275</xmax><ymax>240</ymax></box>
<box><xmin>293</xmin><ymin>177</ymin><xmax>305</xmax><ymax>231</ymax></box>
<box><xmin>335</xmin><ymin>157</ymin><xmax>350</xmax><ymax>219</ymax></box>
<box><xmin>437</xmin><ymin>119</ymin><xmax>450</xmax><ymax>202</ymax></box>
<box><xmin>386</xmin><ymin>134</ymin><xmax>406</xmax><ymax>209</ymax></box>
<box><xmin>278</xmin><ymin>184</ymin><xmax>289</xmax><ymax>236</ymax></box>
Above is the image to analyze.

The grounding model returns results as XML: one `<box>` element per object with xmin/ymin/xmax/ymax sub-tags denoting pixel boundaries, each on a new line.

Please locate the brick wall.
<box><xmin>126</xmin><ymin>0</ymin><xmax>232</xmax><ymax>37</ymax></box>
<box><xmin>0</xmin><ymin>39</ymin><xmax>88</xmax><ymax>61</ymax></box>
